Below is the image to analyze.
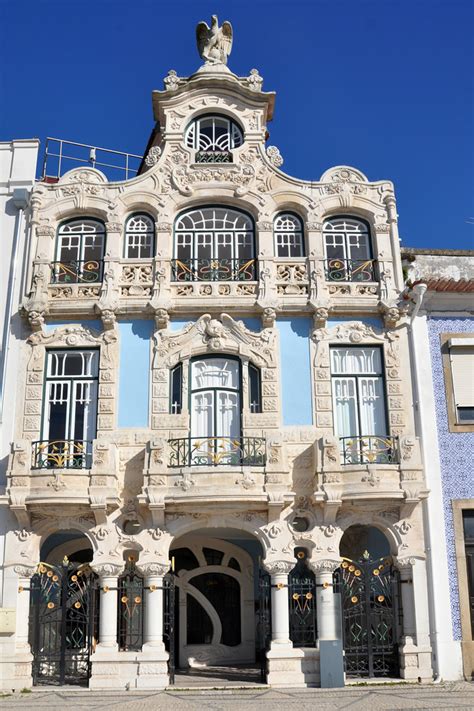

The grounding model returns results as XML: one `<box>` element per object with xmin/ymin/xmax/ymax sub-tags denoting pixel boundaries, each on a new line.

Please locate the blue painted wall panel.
<box><xmin>277</xmin><ymin>318</ymin><xmax>312</xmax><ymax>426</ymax></box>
<box><xmin>45</xmin><ymin>320</ymin><xmax>103</xmax><ymax>333</ymax></box>
<box><xmin>118</xmin><ymin>320</ymin><xmax>154</xmax><ymax>428</ymax></box>
<box><xmin>327</xmin><ymin>316</ymin><xmax>382</xmax><ymax>330</ymax></box>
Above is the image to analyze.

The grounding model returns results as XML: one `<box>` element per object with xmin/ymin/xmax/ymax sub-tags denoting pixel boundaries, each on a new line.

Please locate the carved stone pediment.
<box><xmin>153</xmin><ymin>313</ymin><xmax>276</xmax><ymax>368</ymax></box>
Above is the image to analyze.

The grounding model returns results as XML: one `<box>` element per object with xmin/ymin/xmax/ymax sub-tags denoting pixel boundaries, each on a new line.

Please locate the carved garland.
<box><xmin>23</xmin><ymin>325</ymin><xmax>118</xmax><ymax>440</ymax></box>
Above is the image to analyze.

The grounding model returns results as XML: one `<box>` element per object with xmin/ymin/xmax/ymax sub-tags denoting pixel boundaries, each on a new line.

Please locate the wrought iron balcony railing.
<box><xmin>171</xmin><ymin>258</ymin><xmax>257</xmax><ymax>282</ymax></box>
<box><xmin>51</xmin><ymin>260</ymin><xmax>104</xmax><ymax>284</ymax></box>
<box><xmin>195</xmin><ymin>150</ymin><xmax>232</xmax><ymax>163</ymax></box>
<box><xmin>340</xmin><ymin>436</ymin><xmax>399</xmax><ymax>465</ymax></box>
<box><xmin>325</xmin><ymin>258</ymin><xmax>378</xmax><ymax>282</ymax></box>
<box><xmin>32</xmin><ymin>440</ymin><xmax>93</xmax><ymax>469</ymax></box>
<box><xmin>168</xmin><ymin>436</ymin><xmax>266</xmax><ymax>468</ymax></box>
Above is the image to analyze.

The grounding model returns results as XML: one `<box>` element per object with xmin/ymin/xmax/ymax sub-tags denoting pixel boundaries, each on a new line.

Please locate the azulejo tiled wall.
<box><xmin>428</xmin><ymin>316</ymin><xmax>474</xmax><ymax>640</ymax></box>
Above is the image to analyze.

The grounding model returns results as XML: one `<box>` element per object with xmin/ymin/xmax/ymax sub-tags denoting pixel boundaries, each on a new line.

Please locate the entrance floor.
<box><xmin>173</xmin><ymin>664</ymin><xmax>263</xmax><ymax>687</ymax></box>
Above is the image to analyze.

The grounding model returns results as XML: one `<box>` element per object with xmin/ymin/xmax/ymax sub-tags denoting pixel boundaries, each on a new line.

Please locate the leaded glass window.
<box><xmin>274</xmin><ymin>213</ymin><xmax>305</xmax><ymax>257</ymax></box>
<box><xmin>54</xmin><ymin>219</ymin><xmax>105</xmax><ymax>283</ymax></box>
<box><xmin>185</xmin><ymin>115</ymin><xmax>243</xmax><ymax>152</ymax></box>
<box><xmin>323</xmin><ymin>217</ymin><xmax>375</xmax><ymax>282</ymax></box>
<box><xmin>124</xmin><ymin>214</ymin><xmax>155</xmax><ymax>258</ymax></box>
<box><xmin>173</xmin><ymin>206</ymin><xmax>256</xmax><ymax>281</ymax></box>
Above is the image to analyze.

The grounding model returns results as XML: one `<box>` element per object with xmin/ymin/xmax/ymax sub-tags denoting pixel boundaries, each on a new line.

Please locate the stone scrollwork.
<box><xmin>136</xmin><ymin>561</ymin><xmax>170</xmax><ymax>577</ymax></box>
<box><xmin>153</xmin><ymin>313</ymin><xmax>276</xmax><ymax>369</ymax></box>
<box><xmin>309</xmin><ymin>558</ymin><xmax>340</xmax><ymax>575</ymax></box>
<box><xmin>13</xmin><ymin>564</ymin><xmax>38</xmax><ymax>579</ymax></box>
<box><xmin>262</xmin><ymin>558</ymin><xmax>294</xmax><ymax>576</ymax></box>
<box><xmin>145</xmin><ymin>146</ymin><xmax>162</xmax><ymax>167</ymax></box>
<box><xmin>247</xmin><ymin>68</ymin><xmax>263</xmax><ymax>91</ymax></box>
<box><xmin>91</xmin><ymin>561</ymin><xmax>124</xmax><ymax>578</ymax></box>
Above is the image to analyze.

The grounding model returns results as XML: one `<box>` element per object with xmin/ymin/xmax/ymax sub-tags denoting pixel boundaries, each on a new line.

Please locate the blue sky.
<box><xmin>1</xmin><ymin>0</ymin><xmax>473</xmax><ymax>249</ymax></box>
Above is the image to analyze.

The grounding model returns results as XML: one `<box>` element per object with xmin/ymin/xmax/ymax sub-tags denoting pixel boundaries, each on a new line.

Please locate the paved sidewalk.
<box><xmin>0</xmin><ymin>682</ymin><xmax>473</xmax><ymax>710</ymax></box>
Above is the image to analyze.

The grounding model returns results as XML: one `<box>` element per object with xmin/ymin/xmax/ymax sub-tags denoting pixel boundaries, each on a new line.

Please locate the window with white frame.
<box><xmin>173</xmin><ymin>206</ymin><xmax>256</xmax><ymax>281</ymax></box>
<box><xmin>331</xmin><ymin>346</ymin><xmax>393</xmax><ymax>464</ymax></box>
<box><xmin>124</xmin><ymin>214</ymin><xmax>155</xmax><ymax>258</ymax></box>
<box><xmin>36</xmin><ymin>350</ymin><xmax>99</xmax><ymax>468</ymax></box>
<box><xmin>323</xmin><ymin>217</ymin><xmax>375</xmax><ymax>282</ymax></box>
<box><xmin>447</xmin><ymin>337</ymin><xmax>474</xmax><ymax>426</ymax></box>
<box><xmin>54</xmin><ymin>219</ymin><xmax>106</xmax><ymax>283</ymax></box>
<box><xmin>274</xmin><ymin>213</ymin><xmax>305</xmax><ymax>257</ymax></box>
<box><xmin>185</xmin><ymin>114</ymin><xmax>243</xmax><ymax>152</ymax></box>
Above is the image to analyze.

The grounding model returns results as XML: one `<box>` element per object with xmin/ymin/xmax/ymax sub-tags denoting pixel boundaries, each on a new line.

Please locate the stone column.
<box><xmin>264</xmin><ymin>560</ymin><xmax>306</xmax><ymax>688</ymax></box>
<box><xmin>135</xmin><ymin>561</ymin><xmax>170</xmax><ymax>689</ymax></box>
<box><xmin>311</xmin><ymin>559</ymin><xmax>341</xmax><ymax>641</ymax></box>
<box><xmin>93</xmin><ymin>563</ymin><xmax>123</xmax><ymax>650</ymax></box>
<box><xmin>14</xmin><ymin>565</ymin><xmax>37</xmax><ymax>652</ymax></box>
<box><xmin>13</xmin><ymin>564</ymin><xmax>37</xmax><ymax>690</ymax></box>
<box><xmin>395</xmin><ymin>557</ymin><xmax>433</xmax><ymax>681</ymax></box>
<box><xmin>137</xmin><ymin>562</ymin><xmax>169</xmax><ymax>650</ymax></box>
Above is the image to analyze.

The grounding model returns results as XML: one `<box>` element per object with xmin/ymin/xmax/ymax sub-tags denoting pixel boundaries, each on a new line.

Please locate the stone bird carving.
<box><xmin>196</xmin><ymin>15</ymin><xmax>233</xmax><ymax>66</ymax></box>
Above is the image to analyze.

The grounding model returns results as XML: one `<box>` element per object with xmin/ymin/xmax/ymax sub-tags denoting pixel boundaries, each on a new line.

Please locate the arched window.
<box><xmin>124</xmin><ymin>213</ymin><xmax>155</xmax><ymax>258</ymax></box>
<box><xmin>323</xmin><ymin>217</ymin><xmax>375</xmax><ymax>281</ymax></box>
<box><xmin>274</xmin><ymin>213</ymin><xmax>305</xmax><ymax>257</ymax></box>
<box><xmin>173</xmin><ymin>206</ymin><xmax>256</xmax><ymax>282</ymax></box>
<box><xmin>185</xmin><ymin>114</ymin><xmax>243</xmax><ymax>162</ymax></box>
<box><xmin>53</xmin><ymin>218</ymin><xmax>106</xmax><ymax>283</ymax></box>
<box><xmin>168</xmin><ymin>356</ymin><xmax>265</xmax><ymax>468</ymax></box>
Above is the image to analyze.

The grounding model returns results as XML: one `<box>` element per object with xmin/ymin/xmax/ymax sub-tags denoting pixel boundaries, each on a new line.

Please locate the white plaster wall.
<box><xmin>410</xmin><ymin>313</ymin><xmax>463</xmax><ymax>679</ymax></box>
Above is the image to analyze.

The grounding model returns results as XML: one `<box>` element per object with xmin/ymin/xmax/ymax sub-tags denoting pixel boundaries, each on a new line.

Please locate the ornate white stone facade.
<box><xmin>0</xmin><ymin>39</ymin><xmax>437</xmax><ymax>691</ymax></box>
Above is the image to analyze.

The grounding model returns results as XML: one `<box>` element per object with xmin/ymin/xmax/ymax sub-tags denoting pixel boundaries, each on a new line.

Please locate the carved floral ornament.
<box><xmin>153</xmin><ymin>313</ymin><xmax>277</xmax><ymax>369</ymax></box>
<box><xmin>27</xmin><ymin>325</ymin><xmax>117</xmax><ymax>371</ymax></box>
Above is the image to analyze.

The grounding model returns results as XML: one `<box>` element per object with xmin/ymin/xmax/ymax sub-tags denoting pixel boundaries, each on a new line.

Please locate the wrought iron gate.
<box><xmin>29</xmin><ymin>560</ymin><xmax>98</xmax><ymax>686</ymax></box>
<box><xmin>163</xmin><ymin>571</ymin><xmax>176</xmax><ymax>685</ymax></box>
<box><xmin>335</xmin><ymin>556</ymin><xmax>401</xmax><ymax>678</ymax></box>
<box><xmin>257</xmin><ymin>568</ymin><xmax>271</xmax><ymax>683</ymax></box>
<box><xmin>288</xmin><ymin>551</ymin><xmax>317</xmax><ymax>647</ymax></box>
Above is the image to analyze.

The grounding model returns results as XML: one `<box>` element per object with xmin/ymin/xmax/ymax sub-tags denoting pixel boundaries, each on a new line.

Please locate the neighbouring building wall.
<box><xmin>428</xmin><ymin>316</ymin><xmax>474</xmax><ymax>676</ymax></box>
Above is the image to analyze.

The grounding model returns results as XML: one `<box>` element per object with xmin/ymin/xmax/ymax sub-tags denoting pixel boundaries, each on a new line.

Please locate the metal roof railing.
<box><xmin>40</xmin><ymin>137</ymin><xmax>143</xmax><ymax>182</ymax></box>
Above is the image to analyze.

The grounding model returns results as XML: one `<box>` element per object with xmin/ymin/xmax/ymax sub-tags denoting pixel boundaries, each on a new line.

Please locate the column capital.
<box><xmin>309</xmin><ymin>558</ymin><xmax>340</xmax><ymax>575</ymax></box>
<box><xmin>136</xmin><ymin>561</ymin><xmax>170</xmax><ymax>577</ymax></box>
<box><xmin>90</xmin><ymin>561</ymin><xmax>124</xmax><ymax>578</ymax></box>
<box><xmin>262</xmin><ymin>559</ymin><xmax>294</xmax><ymax>576</ymax></box>
<box><xmin>14</xmin><ymin>564</ymin><xmax>38</xmax><ymax>579</ymax></box>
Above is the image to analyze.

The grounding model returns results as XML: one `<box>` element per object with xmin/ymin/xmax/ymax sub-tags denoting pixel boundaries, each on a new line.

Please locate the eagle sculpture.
<box><xmin>196</xmin><ymin>15</ymin><xmax>233</xmax><ymax>66</ymax></box>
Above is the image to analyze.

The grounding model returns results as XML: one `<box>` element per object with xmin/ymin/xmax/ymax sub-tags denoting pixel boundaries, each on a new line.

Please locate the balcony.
<box><xmin>168</xmin><ymin>436</ymin><xmax>266</xmax><ymax>468</ymax></box>
<box><xmin>339</xmin><ymin>436</ymin><xmax>399</xmax><ymax>465</ymax></box>
<box><xmin>195</xmin><ymin>150</ymin><xmax>232</xmax><ymax>163</ymax></box>
<box><xmin>171</xmin><ymin>258</ymin><xmax>257</xmax><ymax>283</ymax></box>
<box><xmin>325</xmin><ymin>258</ymin><xmax>378</xmax><ymax>283</ymax></box>
<box><xmin>51</xmin><ymin>259</ymin><xmax>104</xmax><ymax>284</ymax></box>
<box><xmin>31</xmin><ymin>439</ymin><xmax>93</xmax><ymax>470</ymax></box>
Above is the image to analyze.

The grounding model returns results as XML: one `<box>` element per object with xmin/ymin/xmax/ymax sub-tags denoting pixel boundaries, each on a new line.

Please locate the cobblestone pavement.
<box><xmin>0</xmin><ymin>682</ymin><xmax>473</xmax><ymax>711</ymax></box>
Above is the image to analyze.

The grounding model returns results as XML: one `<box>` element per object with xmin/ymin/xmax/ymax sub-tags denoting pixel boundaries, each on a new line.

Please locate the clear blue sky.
<box><xmin>1</xmin><ymin>0</ymin><xmax>473</xmax><ymax>250</ymax></box>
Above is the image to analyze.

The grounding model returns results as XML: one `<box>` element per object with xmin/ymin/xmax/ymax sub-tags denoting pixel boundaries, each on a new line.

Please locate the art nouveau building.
<box><xmin>1</xmin><ymin>42</ymin><xmax>439</xmax><ymax>690</ymax></box>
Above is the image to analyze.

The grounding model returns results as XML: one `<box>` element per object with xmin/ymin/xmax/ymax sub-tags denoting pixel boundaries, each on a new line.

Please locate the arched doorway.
<box><xmin>169</xmin><ymin>529</ymin><xmax>268</xmax><ymax>683</ymax></box>
<box><xmin>29</xmin><ymin>531</ymin><xmax>98</xmax><ymax>687</ymax></box>
<box><xmin>336</xmin><ymin>525</ymin><xmax>401</xmax><ymax>678</ymax></box>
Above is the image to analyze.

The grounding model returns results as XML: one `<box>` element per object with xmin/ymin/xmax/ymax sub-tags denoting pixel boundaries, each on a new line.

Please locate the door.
<box><xmin>190</xmin><ymin>358</ymin><xmax>241</xmax><ymax>465</ymax></box>
<box><xmin>29</xmin><ymin>562</ymin><xmax>97</xmax><ymax>686</ymax></box>
<box><xmin>336</xmin><ymin>556</ymin><xmax>401</xmax><ymax>678</ymax></box>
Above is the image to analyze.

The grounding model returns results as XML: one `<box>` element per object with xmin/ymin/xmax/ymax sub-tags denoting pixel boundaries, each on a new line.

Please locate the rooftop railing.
<box><xmin>40</xmin><ymin>138</ymin><xmax>142</xmax><ymax>182</ymax></box>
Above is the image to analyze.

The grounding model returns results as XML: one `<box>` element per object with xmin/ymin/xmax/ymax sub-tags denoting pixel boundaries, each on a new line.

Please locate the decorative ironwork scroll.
<box><xmin>171</xmin><ymin>258</ymin><xmax>257</xmax><ymax>282</ymax></box>
<box><xmin>51</xmin><ymin>260</ymin><xmax>103</xmax><ymax>284</ymax></box>
<box><xmin>288</xmin><ymin>551</ymin><xmax>317</xmax><ymax>647</ymax></box>
<box><xmin>163</xmin><ymin>572</ymin><xmax>176</xmax><ymax>685</ymax></box>
<box><xmin>334</xmin><ymin>556</ymin><xmax>401</xmax><ymax>678</ymax></box>
<box><xmin>168</xmin><ymin>436</ymin><xmax>266</xmax><ymax>467</ymax></box>
<box><xmin>325</xmin><ymin>258</ymin><xmax>377</xmax><ymax>282</ymax></box>
<box><xmin>32</xmin><ymin>440</ymin><xmax>93</xmax><ymax>469</ymax></box>
<box><xmin>29</xmin><ymin>560</ymin><xmax>98</xmax><ymax>686</ymax></box>
<box><xmin>117</xmin><ymin>559</ymin><xmax>144</xmax><ymax>652</ymax></box>
<box><xmin>257</xmin><ymin>568</ymin><xmax>272</xmax><ymax>683</ymax></box>
<box><xmin>340</xmin><ymin>436</ymin><xmax>399</xmax><ymax>465</ymax></box>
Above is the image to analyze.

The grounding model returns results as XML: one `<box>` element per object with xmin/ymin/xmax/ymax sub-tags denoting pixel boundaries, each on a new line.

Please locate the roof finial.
<box><xmin>196</xmin><ymin>16</ymin><xmax>233</xmax><ymax>66</ymax></box>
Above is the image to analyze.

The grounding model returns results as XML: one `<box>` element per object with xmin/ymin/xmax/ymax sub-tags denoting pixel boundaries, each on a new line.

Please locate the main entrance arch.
<box><xmin>169</xmin><ymin>528</ymin><xmax>267</xmax><ymax>677</ymax></box>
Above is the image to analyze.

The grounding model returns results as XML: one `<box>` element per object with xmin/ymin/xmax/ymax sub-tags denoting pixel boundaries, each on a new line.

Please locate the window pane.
<box><xmin>192</xmin><ymin>359</ymin><xmax>239</xmax><ymax>390</ymax></box>
<box><xmin>331</xmin><ymin>347</ymin><xmax>382</xmax><ymax>375</ymax></box>
<box><xmin>358</xmin><ymin>377</ymin><xmax>387</xmax><ymax>436</ymax></box>
<box><xmin>249</xmin><ymin>365</ymin><xmax>261</xmax><ymax>413</ymax></box>
<box><xmin>332</xmin><ymin>377</ymin><xmax>358</xmax><ymax>438</ymax></box>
